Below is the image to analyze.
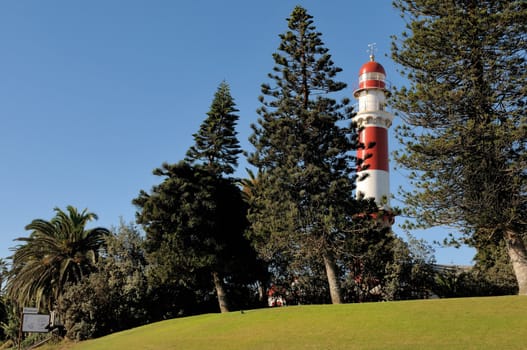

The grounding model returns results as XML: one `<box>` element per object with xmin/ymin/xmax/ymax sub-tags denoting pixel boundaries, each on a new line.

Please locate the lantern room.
<box><xmin>353</xmin><ymin>55</ymin><xmax>389</xmax><ymax>97</ymax></box>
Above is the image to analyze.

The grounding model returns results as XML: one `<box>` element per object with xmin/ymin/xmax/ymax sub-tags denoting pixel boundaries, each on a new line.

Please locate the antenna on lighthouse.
<box><xmin>367</xmin><ymin>43</ymin><xmax>377</xmax><ymax>61</ymax></box>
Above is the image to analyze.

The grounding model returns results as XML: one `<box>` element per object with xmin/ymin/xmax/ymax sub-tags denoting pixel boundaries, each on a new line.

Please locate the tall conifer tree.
<box><xmin>391</xmin><ymin>0</ymin><xmax>527</xmax><ymax>293</ymax></box>
<box><xmin>247</xmin><ymin>6</ymin><xmax>362</xmax><ymax>304</ymax></box>
<box><xmin>135</xmin><ymin>82</ymin><xmax>260</xmax><ymax>313</ymax></box>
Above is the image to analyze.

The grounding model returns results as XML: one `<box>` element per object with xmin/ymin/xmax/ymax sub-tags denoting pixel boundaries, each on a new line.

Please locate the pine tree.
<box><xmin>135</xmin><ymin>83</ymin><xmax>262</xmax><ymax>313</ymax></box>
<box><xmin>247</xmin><ymin>6</ymin><xmax>362</xmax><ymax>304</ymax></box>
<box><xmin>186</xmin><ymin>81</ymin><xmax>241</xmax><ymax>176</ymax></box>
<box><xmin>391</xmin><ymin>0</ymin><xmax>527</xmax><ymax>294</ymax></box>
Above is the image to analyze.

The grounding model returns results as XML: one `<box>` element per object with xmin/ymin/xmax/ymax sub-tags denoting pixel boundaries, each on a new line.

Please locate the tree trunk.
<box><xmin>257</xmin><ymin>281</ymin><xmax>265</xmax><ymax>303</ymax></box>
<box><xmin>504</xmin><ymin>229</ymin><xmax>527</xmax><ymax>295</ymax></box>
<box><xmin>323</xmin><ymin>252</ymin><xmax>342</xmax><ymax>304</ymax></box>
<box><xmin>212</xmin><ymin>271</ymin><xmax>230</xmax><ymax>313</ymax></box>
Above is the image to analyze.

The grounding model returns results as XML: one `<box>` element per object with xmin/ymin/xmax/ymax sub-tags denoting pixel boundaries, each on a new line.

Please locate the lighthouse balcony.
<box><xmin>352</xmin><ymin>110</ymin><xmax>393</xmax><ymax>128</ymax></box>
<box><xmin>352</xmin><ymin>79</ymin><xmax>392</xmax><ymax>97</ymax></box>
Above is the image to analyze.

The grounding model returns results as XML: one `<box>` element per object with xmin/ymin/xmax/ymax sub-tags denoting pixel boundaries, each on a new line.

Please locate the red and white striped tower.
<box><xmin>353</xmin><ymin>50</ymin><xmax>393</xmax><ymax>211</ymax></box>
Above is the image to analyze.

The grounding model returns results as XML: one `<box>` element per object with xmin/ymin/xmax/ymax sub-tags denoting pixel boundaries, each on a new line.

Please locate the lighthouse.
<box><xmin>353</xmin><ymin>50</ymin><xmax>394</xmax><ymax>211</ymax></box>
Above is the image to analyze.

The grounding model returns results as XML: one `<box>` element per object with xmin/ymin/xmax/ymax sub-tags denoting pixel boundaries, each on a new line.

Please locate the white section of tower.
<box><xmin>356</xmin><ymin>169</ymin><xmax>391</xmax><ymax>207</ymax></box>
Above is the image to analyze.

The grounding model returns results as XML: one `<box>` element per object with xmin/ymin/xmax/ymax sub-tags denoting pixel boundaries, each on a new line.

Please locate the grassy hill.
<box><xmin>45</xmin><ymin>296</ymin><xmax>526</xmax><ymax>350</ymax></box>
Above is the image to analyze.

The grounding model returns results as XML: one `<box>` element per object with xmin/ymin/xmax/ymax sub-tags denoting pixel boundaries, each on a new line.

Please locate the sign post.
<box><xmin>18</xmin><ymin>307</ymin><xmax>50</xmax><ymax>350</ymax></box>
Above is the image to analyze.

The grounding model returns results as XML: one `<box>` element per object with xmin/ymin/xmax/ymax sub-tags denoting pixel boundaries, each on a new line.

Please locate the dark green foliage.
<box><xmin>59</xmin><ymin>222</ymin><xmax>149</xmax><ymax>340</ymax></box>
<box><xmin>433</xmin><ymin>267</ymin><xmax>515</xmax><ymax>298</ymax></box>
<box><xmin>135</xmin><ymin>163</ymin><xmax>241</xmax><ymax>283</ymax></box>
<box><xmin>0</xmin><ymin>260</ymin><xmax>8</xmax><ymax>342</ymax></box>
<box><xmin>340</xmin><ymin>223</ymin><xmax>399</xmax><ymax>302</ymax></box>
<box><xmin>6</xmin><ymin>206</ymin><xmax>109</xmax><ymax>311</ymax></box>
<box><xmin>185</xmin><ymin>81</ymin><xmax>242</xmax><ymax>176</ymax></box>
<box><xmin>134</xmin><ymin>162</ymin><xmax>264</xmax><ymax>315</ymax></box>
<box><xmin>470</xmin><ymin>240</ymin><xmax>518</xmax><ymax>295</ymax></box>
<box><xmin>391</xmin><ymin>0</ymin><xmax>527</xmax><ymax>292</ymax></box>
<box><xmin>247</xmin><ymin>5</ymin><xmax>370</xmax><ymax>304</ymax></box>
<box><xmin>284</xmin><ymin>257</ymin><xmax>333</xmax><ymax>305</ymax></box>
<box><xmin>383</xmin><ymin>235</ymin><xmax>436</xmax><ymax>300</ymax></box>
<box><xmin>392</xmin><ymin>0</ymin><xmax>527</xmax><ymax>235</ymax></box>
<box><xmin>0</xmin><ymin>298</ymin><xmax>13</xmax><ymax>344</ymax></box>
<box><xmin>60</xmin><ymin>275</ymin><xmax>110</xmax><ymax>340</ymax></box>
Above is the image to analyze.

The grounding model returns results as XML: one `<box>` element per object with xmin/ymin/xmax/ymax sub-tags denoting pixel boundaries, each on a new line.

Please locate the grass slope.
<box><xmin>57</xmin><ymin>296</ymin><xmax>527</xmax><ymax>350</ymax></box>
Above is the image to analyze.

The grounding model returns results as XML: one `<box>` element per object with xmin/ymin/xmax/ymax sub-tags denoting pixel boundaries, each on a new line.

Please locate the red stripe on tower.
<box><xmin>358</xmin><ymin>127</ymin><xmax>389</xmax><ymax>171</ymax></box>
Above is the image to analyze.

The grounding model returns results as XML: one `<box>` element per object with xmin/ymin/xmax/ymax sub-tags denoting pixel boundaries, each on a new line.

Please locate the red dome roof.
<box><xmin>359</xmin><ymin>60</ymin><xmax>386</xmax><ymax>76</ymax></box>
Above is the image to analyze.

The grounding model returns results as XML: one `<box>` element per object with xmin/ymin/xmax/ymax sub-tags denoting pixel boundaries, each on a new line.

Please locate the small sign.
<box><xmin>22</xmin><ymin>307</ymin><xmax>38</xmax><ymax>314</ymax></box>
<box><xmin>22</xmin><ymin>314</ymin><xmax>49</xmax><ymax>333</ymax></box>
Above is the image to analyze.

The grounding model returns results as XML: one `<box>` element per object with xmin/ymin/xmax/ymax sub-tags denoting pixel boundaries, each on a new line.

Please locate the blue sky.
<box><xmin>0</xmin><ymin>1</ymin><xmax>475</xmax><ymax>265</ymax></box>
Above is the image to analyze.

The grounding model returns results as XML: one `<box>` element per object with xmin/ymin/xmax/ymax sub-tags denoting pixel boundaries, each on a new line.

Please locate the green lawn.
<box><xmin>49</xmin><ymin>296</ymin><xmax>527</xmax><ymax>350</ymax></box>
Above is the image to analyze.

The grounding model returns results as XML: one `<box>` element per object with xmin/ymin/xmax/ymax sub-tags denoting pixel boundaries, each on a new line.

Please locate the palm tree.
<box><xmin>6</xmin><ymin>206</ymin><xmax>109</xmax><ymax>311</ymax></box>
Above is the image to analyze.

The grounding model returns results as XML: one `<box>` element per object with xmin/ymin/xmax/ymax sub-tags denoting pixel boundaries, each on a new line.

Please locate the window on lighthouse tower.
<box><xmin>359</xmin><ymin>72</ymin><xmax>385</xmax><ymax>84</ymax></box>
